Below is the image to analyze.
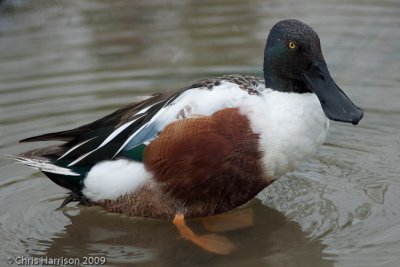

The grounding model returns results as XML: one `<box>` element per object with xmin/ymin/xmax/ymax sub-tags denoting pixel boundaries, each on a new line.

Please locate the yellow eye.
<box><xmin>288</xmin><ymin>41</ymin><xmax>296</xmax><ymax>49</ymax></box>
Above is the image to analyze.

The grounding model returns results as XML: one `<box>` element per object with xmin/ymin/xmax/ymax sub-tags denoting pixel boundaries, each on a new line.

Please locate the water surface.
<box><xmin>1</xmin><ymin>0</ymin><xmax>399</xmax><ymax>266</ymax></box>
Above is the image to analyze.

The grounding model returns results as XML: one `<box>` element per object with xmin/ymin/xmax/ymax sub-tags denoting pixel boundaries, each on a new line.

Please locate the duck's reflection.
<box><xmin>43</xmin><ymin>199</ymin><xmax>333</xmax><ymax>266</ymax></box>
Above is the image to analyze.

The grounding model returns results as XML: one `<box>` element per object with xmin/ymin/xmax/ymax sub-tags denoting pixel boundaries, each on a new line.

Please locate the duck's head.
<box><xmin>263</xmin><ymin>19</ymin><xmax>363</xmax><ymax>125</ymax></box>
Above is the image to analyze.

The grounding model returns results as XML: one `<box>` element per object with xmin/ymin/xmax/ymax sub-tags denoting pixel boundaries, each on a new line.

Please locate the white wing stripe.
<box><xmin>13</xmin><ymin>157</ymin><xmax>80</xmax><ymax>176</ymax></box>
<box><xmin>97</xmin><ymin>114</ymin><xmax>145</xmax><ymax>149</ymax></box>
<box><xmin>57</xmin><ymin>137</ymin><xmax>97</xmax><ymax>160</ymax></box>
<box><xmin>68</xmin><ymin>114</ymin><xmax>146</xmax><ymax>167</ymax></box>
<box><xmin>67</xmin><ymin>150</ymin><xmax>94</xmax><ymax>167</ymax></box>
<box><xmin>135</xmin><ymin>100</ymin><xmax>163</xmax><ymax>115</ymax></box>
<box><xmin>113</xmin><ymin>105</ymin><xmax>169</xmax><ymax>157</ymax></box>
<box><xmin>113</xmin><ymin>121</ymin><xmax>151</xmax><ymax>157</ymax></box>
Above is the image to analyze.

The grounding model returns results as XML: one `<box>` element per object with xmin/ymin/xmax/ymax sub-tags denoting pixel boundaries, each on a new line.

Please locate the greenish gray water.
<box><xmin>0</xmin><ymin>0</ymin><xmax>399</xmax><ymax>266</ymax></box>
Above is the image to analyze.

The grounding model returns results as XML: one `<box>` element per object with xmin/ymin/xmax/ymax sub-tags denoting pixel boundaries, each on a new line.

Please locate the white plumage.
<box><xmin>242</xmin><ymin>90</ymin><xmax>329</xmax><ymax>179</ymax></box>
<box><xmin>82</xmin><ymin>159</ymin><xmax>151</xmax><ymax>201</ymax></box>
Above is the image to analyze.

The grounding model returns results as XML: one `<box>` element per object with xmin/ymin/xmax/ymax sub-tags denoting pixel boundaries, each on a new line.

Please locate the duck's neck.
<box><xmin>263</xmin><ymin>67</ymin><xmax>311</xmax><ymax>94</ymax></box>
<box><xmin>263</xmin><ymin>53</ymin><xmax>312</xmax><ymax>94</ymax></box>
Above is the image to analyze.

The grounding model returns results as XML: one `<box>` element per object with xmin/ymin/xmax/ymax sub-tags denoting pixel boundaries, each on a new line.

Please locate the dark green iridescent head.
<box><xmin>263</xmin><ymin>19</ymin><xmax>363</xmax><ymax>125</ymax></box>
<box><xmin>263</xmin><ymin>19</ymin><xmax>323</xmax><ymax>93</ymax></box>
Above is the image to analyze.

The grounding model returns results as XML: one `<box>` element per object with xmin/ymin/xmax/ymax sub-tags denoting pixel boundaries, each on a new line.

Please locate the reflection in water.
<box><xmin>1</xmin><ymin>0</ymin><xmax>400</xmax><ymax>266</ymax></box>
<box><xmin>44</xmin><ymin>201</ymin><xmax>332</xmax><ymax>267</ymax></box>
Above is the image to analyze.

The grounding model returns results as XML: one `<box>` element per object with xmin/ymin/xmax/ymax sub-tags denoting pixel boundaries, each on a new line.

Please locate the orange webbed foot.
<box><xmin>201</xmin><ymin>208</ymin><xmax>254</xmax><ymax>233</ymax></box>
<box><xmin>173</xmin><ymin>213</ymin><xmax>235</xmax><ymax>255</ymax></box>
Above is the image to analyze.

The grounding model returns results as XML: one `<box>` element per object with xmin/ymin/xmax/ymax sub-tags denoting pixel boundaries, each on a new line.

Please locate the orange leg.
<box><xmin>173</xmin><ymin>213</ymin><xmax>235</xmax><ymax>255</ymax></box>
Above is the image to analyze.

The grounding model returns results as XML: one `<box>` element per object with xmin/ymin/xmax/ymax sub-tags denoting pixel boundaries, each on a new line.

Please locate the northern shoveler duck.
<box><xmin>14</xmin><ymin>19</ymin><xmax>363</xmax><ymax>254</ymax></box>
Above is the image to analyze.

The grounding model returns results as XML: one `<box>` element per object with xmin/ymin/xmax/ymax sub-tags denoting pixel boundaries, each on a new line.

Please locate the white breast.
<box><xmin>241</xmin><ymin>90</ymin><xmax>329</xmax><ymax>179</ymax></box>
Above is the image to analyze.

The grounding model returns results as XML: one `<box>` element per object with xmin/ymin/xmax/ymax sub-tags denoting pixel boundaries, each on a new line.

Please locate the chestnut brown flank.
<box><xmin>140</xmin><ymin>108</ymin><xmax>270</xmax><ymax>218</ymax></box>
